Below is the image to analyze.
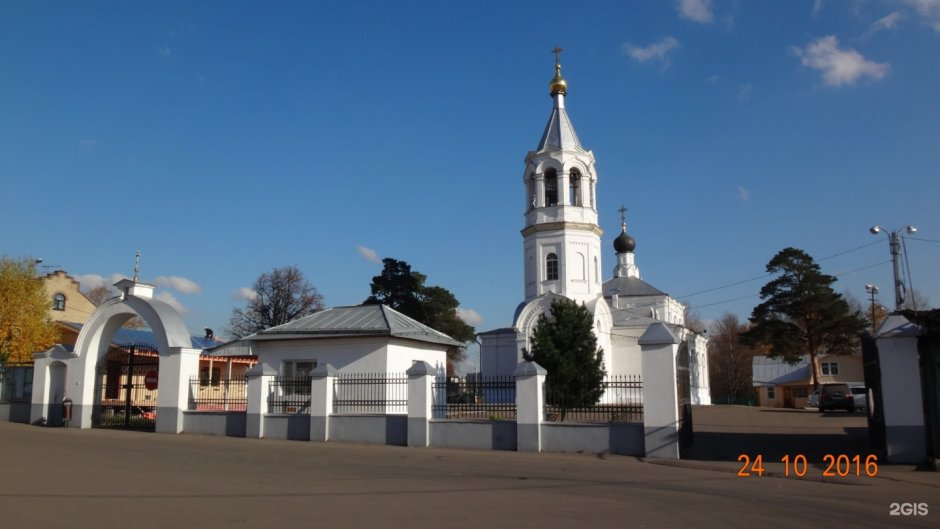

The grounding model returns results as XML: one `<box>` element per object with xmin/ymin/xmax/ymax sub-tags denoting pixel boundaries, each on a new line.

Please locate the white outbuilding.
<box><xmin>211</xmin><ymin>304</ymin><xmax>460</xmax><ymax>377</ymax></box>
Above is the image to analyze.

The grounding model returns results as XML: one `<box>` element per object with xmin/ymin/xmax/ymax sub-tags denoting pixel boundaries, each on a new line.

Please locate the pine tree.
<box><xmin>740</xmin><ymin>247</ymin><xmax>866</xmax><ymax>388</ymax></box>
<box><xmin>523</xmin><ymin>298</ymin><xmax>604</xmax><ymax>421</ymax></box>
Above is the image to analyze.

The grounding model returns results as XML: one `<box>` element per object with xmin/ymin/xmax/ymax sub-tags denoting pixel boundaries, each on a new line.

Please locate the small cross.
<box><xmin>133</xmin><ymin>250</ymin><xmax>140</xmax><ymax>282</ymax></box>
<box><xmin>618</xmin><ymin>205</ymin><xmax>628</xmax><ymax>231</ymax></box>
<box><xmin>552</xmin><ymin>46</ymin><xmax>563</xmax><ymax>66</ymax></box>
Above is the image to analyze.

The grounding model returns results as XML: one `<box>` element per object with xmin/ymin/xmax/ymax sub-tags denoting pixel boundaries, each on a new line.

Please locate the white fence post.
<box><xmin>407</xmin><ymin>361</ymin><xmax>435</xmax><ymax>448</ymax></box>
<box><xmin>156</xmin><ymin>347</ymin><xmax>201</xmax><ymax>434</ymax></box>
<box><xmin>246</xmin><ymin>364</ymin><xmax>276</xmax><ymax>439</ymax></box>
<box><xmin>310</xmin><ymin>363</ymin><xmax>337</xmax><ymax>442</ymax></box>
<box><xmin>639</xmin><ymin>323</ymin><xmax>681</xmax><ymax>460</ymax></box>
<box><xmin>875</xmin><ymin>314</ymin><xmax>927</xmax><ymax>464</ymax></box>
<box><xmin>514</xmin><ymin>361</ymin><xmax>545</xmax><ymax>453</ymax></box>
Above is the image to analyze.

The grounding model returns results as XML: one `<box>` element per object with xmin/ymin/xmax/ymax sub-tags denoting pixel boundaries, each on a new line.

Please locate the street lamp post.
<box><xmin>869</xmin><ymin>225</ymin><xmax>917</xmax><ymax>311</ymax></box>
<box><xmin>865</xmin><ymin>284</ymin><xmax>879</xmax><ymax>334</ymax></box>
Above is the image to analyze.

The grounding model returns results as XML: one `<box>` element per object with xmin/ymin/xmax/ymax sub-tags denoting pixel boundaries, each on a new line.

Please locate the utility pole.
<box><xmin>865</xmin><ymin>284</ymin><xmax>879</xmax><ymax>334</ymax></box>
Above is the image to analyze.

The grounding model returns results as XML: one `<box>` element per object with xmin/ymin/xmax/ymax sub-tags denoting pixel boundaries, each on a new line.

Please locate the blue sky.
<box><xmin>3</xmin><ymin>1</ymin><xmax>939</xmax><ymax>368</ymax></box>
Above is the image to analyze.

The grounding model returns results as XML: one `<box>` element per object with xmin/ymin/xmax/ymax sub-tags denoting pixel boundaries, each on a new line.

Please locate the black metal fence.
<box><xmin>544</xmin><ymin>375</ymin><xmax>643</xmax><ymax>423</ymax></box>
<box><xmin>432</xmin><ymin>375</ymin><xmax>517</xmax><ymax>420</ymax></box>
<box><xmin>189</xmin><ymin>376</ymin><xmax>248</xmax><ymax>411</ymax></box>
<box><xmin>333</xmin><ymin>373</ymin><xmax>408</xmax><ymax>414</ymax></box>
<box><xmin>268</xmin><ymin>376</ymin><xmax>311</xmax><ymax>414</ymax></box>
<box><xmin>0</xmin><ymin>364</ymin><xmax>33</xmax><ymax>402</ymax></box>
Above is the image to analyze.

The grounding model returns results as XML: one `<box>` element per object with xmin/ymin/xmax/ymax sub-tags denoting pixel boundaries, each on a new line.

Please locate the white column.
<box><xmin>309</xmin><ymin>363</ymin><xmax>337</xmax><ymax>442</ymax></box>
<box><xmin>155</xmin><ymin>347</ymin><xmax>201</xmax><ymax>434</ymax></box>
<box><xmin>639</xmin><ymin>323</ymin><xmax>681</xmax><ymax>460</ymax></box>
<box><xmin>246</xmin><ymin>364</ymin><xmax>276</xmax><ymax>439</ymax></box>
<box><xmin>875</xmin><ymin>314</ymin><xmax>927</xmax><ymax>464</ymax></box>
<box><xmin>407</xmin><ymin>361</ymin><xmax>435</xmax><ymax>448</ymax></box>
<box><xmin>514</xmin><ymin>361</ymin><xmax>545</xmax><ymax>452</ymax></box>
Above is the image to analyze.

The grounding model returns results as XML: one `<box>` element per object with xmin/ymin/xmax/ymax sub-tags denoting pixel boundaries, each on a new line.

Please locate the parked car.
<box><xmin>818</xmin><ymin>383</ymin><xmax>854</xmax><ymax>412</ymax></box>
<box><xmin>808</xmin><ymin>389</ymin><xmax>821</xmax><ymax>408</ymax></box>
<box><xmin>848</xmin><ymin>383</ymin><xmax>868</xmax><ymax>411</ymax></box>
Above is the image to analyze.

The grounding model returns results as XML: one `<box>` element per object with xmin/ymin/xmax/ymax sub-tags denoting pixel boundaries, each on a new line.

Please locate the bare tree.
<box><xmin>709</xmin><ymin>313</ymin><xmax>757</xmax><ymax>405</ymax></box>
<box><xmin>228</xmin><ymin>266</ymin><xmax>324</xmax><ymax>338</ymax></box>
<box><xmin>81</xmin><ymin>285</ymin><xmax>146</xmax><ymax>328</ymax></box>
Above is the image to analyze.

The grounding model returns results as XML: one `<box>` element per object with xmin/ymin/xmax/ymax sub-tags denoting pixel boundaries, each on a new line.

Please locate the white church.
<box><xmin>479</xmin><ymin>53</ymin><xmax>711</xmax><ymax>405</ymax></box>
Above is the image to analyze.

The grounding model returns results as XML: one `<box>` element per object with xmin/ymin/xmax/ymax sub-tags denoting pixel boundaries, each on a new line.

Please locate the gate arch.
<box><xmin>31</xmin><ymin>281</ymin><xmax>202</xmax><ymax>433</ymax></box>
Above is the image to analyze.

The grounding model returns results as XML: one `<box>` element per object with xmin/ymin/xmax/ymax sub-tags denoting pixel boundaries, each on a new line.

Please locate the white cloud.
<box><xmin>623</xmin><ymin>37</ymin><xmax>680</xmax><ymax>66</ymax></box>
<box><xmin>157</xmin><ymin>46</ymin><xmax>171</xmax><ymax>58</ymax></box>
<box><xmin>75</xmin><ymin>273</ymin><xmax>129</xmax><ymax>292</ymax></box>
<box><xmin>872</xmin><ymin>11</ymin><xmax>905</xmax><ymax>31</ymax></box>
<box><xmin>792</xmin><ymin>36</ymin><xmax>890</xmax><ymax>87</ymax></box>
<box><xmin>907</xmin><ymin>0</ymin><xmax>940</xmax><ymax>31</ymax></box>
<box><xmin>738</xmin><ymin>83</ymin><xmax>753</xmax><ymax>101</ymax></box>
<box><xmin>155</xmin><ymin>291</ymin><xmax>187</xmax><ymax>314</ymax></box>
<box><xmin>678</xmin><ymin>0</ymin><xmax>714</xmax><ymax>24</ymax></box>
<box><xmin>456</xmin><ymin>308</ymin><xmax>484</xmax><ymax>327</ymax></box>
<box><xmin>737</xmin><ymin>186</ymin><xmax>751</xmax><ymax>201</ymax></box>
<box><xmin>232</xmin><ymin>287</ymin><xmax>258</xmax><ymax>301</ymax></box>
<box><xmin>153</xmin><ymin>275</ymin><xmax>201</xmax><ymax>294</ymax></box>
<box><xmin>812</xmin><ymin>0</ymin><xmax>825</xmax><ymax>18</ymax></box>
<box><xmin>79</xmin><ymin>138</ymin><xmax>102</xmax><ymax>150</ymax></box>
<box><xmin>356</xmin><ymin>245</ymin><xmax>380</xmax><ymax>264</ymax></box>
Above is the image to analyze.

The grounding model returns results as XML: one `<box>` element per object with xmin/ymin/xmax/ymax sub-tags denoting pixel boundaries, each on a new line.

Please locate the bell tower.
<box><xmin>521</xmin><ymin>48</ymin><xmax>603</xmax><ymax>304</ymax></box>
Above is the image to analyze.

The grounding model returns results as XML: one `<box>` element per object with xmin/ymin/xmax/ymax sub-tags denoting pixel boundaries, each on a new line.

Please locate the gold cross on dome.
<box><xmin>552</xmin><ymin>46</ymin><xmax>563</xmax><ymax>66</ymax></box>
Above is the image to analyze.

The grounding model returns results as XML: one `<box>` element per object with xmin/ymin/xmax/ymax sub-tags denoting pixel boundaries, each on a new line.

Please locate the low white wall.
<box><xmin>330</xmin><ymin>415</ymin><xmax>407</xmax><ymax>446</ymax></box>
<box><xmin>182</xmin><ymin>411</ymin><xmax>247</xmax><ymax>437</ymax></box>
<box><xmin>541</xmin><ymin>423</ymin><xmax>644</xmax><ymax>456</ymax></box>
<box><xmin>429</xmin><ymin>420</ymin><xmax>517</xmax><ymax>451</ymax></box>
<box><xmin>264</xmin><ymin>415</ymin><xmax>311</xmax><ymax>441</ymax></box>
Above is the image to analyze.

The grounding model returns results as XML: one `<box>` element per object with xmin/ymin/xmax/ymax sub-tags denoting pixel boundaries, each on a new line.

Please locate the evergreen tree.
<box><xmin>740</xmin><ymin>247</ymin><xmax>866</xmax><ymax>388</ymax></box>
<box><xmin>523</xmin><ymin>298</ymin><xmax>604</xmax><ymax>421</ymax></box>
<box><xmin>365</xmin><ymin>258</ymin><xmax>474</xmax><ymax>372</ymax></box>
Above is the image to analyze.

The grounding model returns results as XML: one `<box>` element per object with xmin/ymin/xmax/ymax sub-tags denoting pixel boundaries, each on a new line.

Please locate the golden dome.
<box><xmin>550</xmin><ymin>64</ymin><xmax>567</xmax><ymax>96</ymax></box>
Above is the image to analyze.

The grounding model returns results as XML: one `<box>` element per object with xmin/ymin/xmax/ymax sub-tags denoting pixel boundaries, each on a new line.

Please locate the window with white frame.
<box><xmin>821</xmin><ymin>362</ymin><xmax>839</xmax><ymax>375</ymax></box>
<box><xmin>53</xmin><ymin>293</ymin><xmax>66</xmax><ymax>311</ymax></box>
<box><xmin>546</xmin><ymin>253</ymin><xmax>559</xmax><ymax>281</ymax></box>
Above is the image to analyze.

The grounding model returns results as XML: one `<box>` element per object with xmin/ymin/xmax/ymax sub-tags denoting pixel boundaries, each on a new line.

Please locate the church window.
<box><xmin>569</xmin><ymin>169</ymin><xmax>582</xmax><ymax>206</ymax></box>
<box><xmin>574</xmin><ymin>252</ymin><xmax>585</xmax><ymax>280</ymax></box>
<box><xmin>53</xmin><ymin>293</ymin><xmax>66</xmax><ymax>311</ymax></box>
<box><xmin>546</xmin><ymin>253</ymin><xmax>559</xmax><ymax>281</ymax></box>
<box><xmin>594</xmin><ymin>256</ymin><xmax>598</xmax><ymax>282</ymax></box>
<box><xmin>544</xmin><ymin>169</ymin><xmax>558</xmax><ymax>206</ymax></box>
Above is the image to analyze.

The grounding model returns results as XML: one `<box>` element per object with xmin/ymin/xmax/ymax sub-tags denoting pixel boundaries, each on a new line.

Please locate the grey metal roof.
<box><xmin>603</xmin><ymin>276</ymin><xmax>667</xmax><ymax>297</ymax></box>
<box><xmin>752</xmin><ymin>355</ymin><xmax>810</xmax><ymax>387</ymax></box>
<box><xmin>536</xmin><ymin>106</ymin><xmax>583</xmax><ymax>152</ymax></box>
<box><xmin>245</xmin><ymin>304</ymin><xmax>464</xmax><ymax>348</ymax></box>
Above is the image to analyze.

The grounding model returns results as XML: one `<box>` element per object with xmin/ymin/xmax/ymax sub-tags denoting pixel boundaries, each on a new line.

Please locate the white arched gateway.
<box><xmin>31</xmin><ymin>279</ymin><xmax>201</xmax><ymax>433</ymax></box>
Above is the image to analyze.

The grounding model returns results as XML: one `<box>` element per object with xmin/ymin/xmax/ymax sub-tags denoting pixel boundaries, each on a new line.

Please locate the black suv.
<box><xmin>818</xmin><ymin>383</ymin><xmax>854</xmax><ymax>412</ymax></box>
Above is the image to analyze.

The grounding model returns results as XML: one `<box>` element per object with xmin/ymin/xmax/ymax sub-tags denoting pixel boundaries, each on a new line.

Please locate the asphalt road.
<box><xmin>0</xmin><ymin>410</ymin><xmax>936</xmax><ymax>529</ymax></box>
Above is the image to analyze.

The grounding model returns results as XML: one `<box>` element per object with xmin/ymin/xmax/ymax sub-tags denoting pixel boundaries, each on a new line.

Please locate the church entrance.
<box><xmin>93</xmin><ymin>343</ymin><xmax>159</xmax><ymax>431</ymax></box>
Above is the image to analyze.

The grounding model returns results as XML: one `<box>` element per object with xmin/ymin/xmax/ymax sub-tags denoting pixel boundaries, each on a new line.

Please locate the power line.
<box><xmin>906</xmin><ymin>236</ymin><xmax>940</xmax><ymax>244</ymax></box>
<box><xmin>677</xmin><ymin>240</ymin><xmax>884</xmax><ymax>300</ymax></box>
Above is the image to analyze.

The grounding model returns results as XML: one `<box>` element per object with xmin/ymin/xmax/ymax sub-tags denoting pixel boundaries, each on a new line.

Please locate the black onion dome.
<box><xmin>614</xmin><ymin>231</ymin><xmax>636</xmax><ymax>253</ymax></box>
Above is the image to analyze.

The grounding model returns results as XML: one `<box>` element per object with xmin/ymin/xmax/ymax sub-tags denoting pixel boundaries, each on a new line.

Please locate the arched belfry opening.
<box><xmin>31</xmin><ymin>278</ymin><xmax>201</xmax><ymax>434</ymax></box>
<box><xmin>569</xmin><ymin>168</ymin><xmax>582</xmax><ymax>206</ymax></box>
<box><xmin>544</xmin><ymin>168</ymin><xmax>558</xmax><ymax>207</ymax></box>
